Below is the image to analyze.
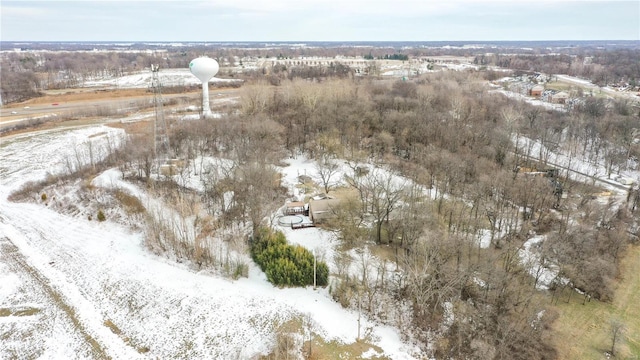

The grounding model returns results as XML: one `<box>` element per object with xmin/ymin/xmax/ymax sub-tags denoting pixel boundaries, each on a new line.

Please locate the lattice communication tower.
<box><xmin>150</xmin><ymin>64</ymin><xmax>171</xmax><ymax>159</ymax></box>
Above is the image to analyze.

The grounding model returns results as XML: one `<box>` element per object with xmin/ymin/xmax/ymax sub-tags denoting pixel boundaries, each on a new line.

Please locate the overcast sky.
<box><xmin>1</xmin><ymin>0</ymin><xmax>639</xmax><ymax>42</ymax></box>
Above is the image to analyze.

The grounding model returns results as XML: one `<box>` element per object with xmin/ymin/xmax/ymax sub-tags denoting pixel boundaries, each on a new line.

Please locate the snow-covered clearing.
<box><xmin>491</xmin><ymin>88</ymin><xmax>566</xmax><ymax>112</ymax></box>
<box><xmin>514</xmin><ymin>135</ymin><xmax>639</xmax><ymax>194</ymax></box>
<box><xmin>0</xmin><ymin>125</ymin><xmax>126</xmax><ymax>193</ymax></box>
<box><xmin>512</xmin><ymin>132</ymin><xmax>637</xmax><ymax>289</ymax></box>
<box><xmin>0</xmin><ymin>126</ymin><xmax>421</xmax><ymax>359</ymax></box>
<box><xmin>553</xmin><ymin>74</ymin><xmax>632</xmax><ymax>98</ymax></box>
<box><xmin>518</xmin><ymin>236</ymin><xmax>560</xmax><ymax>290</ymax></box>
<box><xmin>83</xmin><ymin>68</ymin><xmax>241</xmax><ymax>89</ymax></box>
<box><xmin>555</xmin><ymin>74</ymin><xmax>592</xmax><ymax>87</ymax></box>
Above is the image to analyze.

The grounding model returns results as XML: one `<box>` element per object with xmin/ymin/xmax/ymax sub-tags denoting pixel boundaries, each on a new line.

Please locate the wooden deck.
<box><xmin>291</xmin><ymin>222</ymin><xmax>315</xmax><ymax>230</ymax></box>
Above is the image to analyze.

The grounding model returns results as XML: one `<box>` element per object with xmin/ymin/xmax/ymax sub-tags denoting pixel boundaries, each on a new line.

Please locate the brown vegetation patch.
<box><xmin>104</xmin><ymin>318</ymin><xmax>151</xmax><ymax>354</ymax></box>
<box><xmin>0</xmin><ymin>306</ymin><xmax>41</xmax><ymax>317</ymax></box>
<box><xmin>303</xmin><ymin>336</ymin><xmax>388</xmax><ymax>360</ymax></box>
<box><xmin>103</xmin><ymin>319</ymin><xmax>122</xmax><ymax>335</ymax></box>
<box><xmin>261</xmin><ymin>317</ymin><xmax>387</xmax><ymax>360</ymax></box>
<box><xmin>113</xmin><ymin>189</ymin><xmax>145</xmax><ymax>214</ymax></box>
<box><xmin>107</xmin><ymin>118</ymin><xmax>153</xmax><ymax>136</ymax></box>
<box><xmin>27</xmin><ymin>88</ymin><xmax>151</xmax><ymax>104</ymax></box>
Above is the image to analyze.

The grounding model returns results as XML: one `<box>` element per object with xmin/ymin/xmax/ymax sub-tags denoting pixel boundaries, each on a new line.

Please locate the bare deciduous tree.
<box><xmin>364</xmin><ymin>169</ymin><xmax>406</xmax><ymax>244</ymax></box>
<box><xmin>609</xmin><ymin>319</ymin><xmax>625</xmax><ymax>357</ymax></box>
<box><xmin>315</xmin><ymin>155</ymin><xmax>340</xmax><ymax>194</ymax></box>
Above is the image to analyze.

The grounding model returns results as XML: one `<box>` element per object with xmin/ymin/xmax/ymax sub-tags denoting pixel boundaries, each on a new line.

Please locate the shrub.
<box><xmin>8</xmin><ymin>180</ymin><xmax>47</xmax><ymax>202</ymax></box>
<box><xmin>233</xmin><ymin>262</ymin><xmax>249</xmax><ymax>279</ymax></box>
<box><xmin>114</xmin><ymin>189</ymin><xmax>145</xmax><ymax>214</ymax></box>
<box><xmin>97</xmin><ymin>210</ymin><xmax>106</xmax><ymax>222</ymax></box>
<box><xmin>41</xmin><ymin>193</ymin><xmax>47</xmax><ymax>201</ymax></box>
<box><xmin>251</xmin><ymin>227</ymin><xmax>329</xmax><ymax>287</ymax></box>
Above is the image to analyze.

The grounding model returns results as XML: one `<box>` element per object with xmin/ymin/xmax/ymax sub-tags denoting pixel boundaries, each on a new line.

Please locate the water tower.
<box><xmin>189</xmin><ymin>57</ymin><xmax>219</xmax><ymax>117</ymax></box>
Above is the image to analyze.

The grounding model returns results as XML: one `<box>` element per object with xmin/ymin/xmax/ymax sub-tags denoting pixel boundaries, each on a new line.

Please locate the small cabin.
<box><xmin>530</xmin><ymin>85</ymin><xmax>544</xmax><ymax>98</ymax></box>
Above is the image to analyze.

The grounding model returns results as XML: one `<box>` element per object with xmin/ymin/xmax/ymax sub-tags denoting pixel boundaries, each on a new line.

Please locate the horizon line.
<box><xmin>2</xmin><ymin>39</ymin><xmax>639</xmax><ymax>43</ymax></box>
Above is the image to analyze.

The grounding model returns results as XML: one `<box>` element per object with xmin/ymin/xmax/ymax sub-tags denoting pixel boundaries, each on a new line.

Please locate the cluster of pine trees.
<box><xmin>251</xmin><ymin>228</ymin><xmax>329</xmax><ymax>287</ymax></box>
<box><xmin>363</xmin><ymin>52</ymin><xmax>409</xmax><ymax>61</ymax></box>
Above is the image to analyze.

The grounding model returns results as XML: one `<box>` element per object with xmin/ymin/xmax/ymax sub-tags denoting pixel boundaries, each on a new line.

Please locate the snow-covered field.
<box><xmin>84</xmin><ymin>68</ymin><xmax>241</xmax><ymax>89</ymax></box>
<box><xmin>0</xmin><ymin>126</ymin><xmax>421</xmax><ymax>359</ymax></box>
<box><xmin>554</xmin><ymin>74</ymin><xmax>637</xmax><ymax>99</ymax></box>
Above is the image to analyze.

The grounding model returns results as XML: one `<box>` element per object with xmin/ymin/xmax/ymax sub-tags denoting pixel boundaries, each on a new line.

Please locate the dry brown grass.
<box><xmin>330</xmin><ymin>185</ymin><xmax>359</xmax><ymax>200</ymax></box>
<box><xmin>551</xmin><ymin>244</ymin><xmax>640</xmax><ymax>359</ymax></box>
<box><xmin>0</xmin><ymin>306</ymin><xmax>41</xmax><ymax>317</ymax></box>
<box><xmin>113</xmin><ymin>189</ymin><xmax>146</xmax><ymax>215</ymax></box>
<box><xmin>544</xmin><ymin>82</ymin><xmax>573</xmax><ymax>92</ymax></box>
<box><xmin>103</xmin><ymin>319</ymin><xmax>123</xmax><ymax>335</ymax></box>
<box><xmin>1</xmin><ymin>83</ymin><xmax>240</xmax><ymax>137</ymax></box>
<box><xmin>26</xmin><ymin>86</ymin><xmax>239</xmax><ymax>105</ymax></box>
<box><xmin>107</xmin><ymin>117</ymin><xmax>154</xmax><ymax>136</ymax></box>
<box><xmin>303</xmin><ymin>336</ymin><xmax>388</xmax><ymax>360</ymax></box>
<box><xmin>260</xmin><ymin>317</ymin><xmax>389</xmax><ymax>360</ymax></box>
<box><xmin>104</xmin><ymin>318</ymin><xmax>151</xmax><ymax>354</ymax></box>
<box><xmin>26</xmin><ymin>88</ymin><xmax>151</xmax><ymax>104</ymax></box>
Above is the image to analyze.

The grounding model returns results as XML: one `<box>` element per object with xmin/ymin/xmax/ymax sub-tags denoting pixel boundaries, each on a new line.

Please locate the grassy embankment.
<box><xmin>552</xmin><ymin>244</ymin><xmax>640</xmax><ymax>359</ymax></box>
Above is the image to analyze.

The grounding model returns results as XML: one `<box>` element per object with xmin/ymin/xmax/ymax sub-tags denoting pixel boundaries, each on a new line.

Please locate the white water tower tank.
<box><xmin>189</xmin><ymin>57</ymin><xmax>219</xmax><ymax>117</ymax></box>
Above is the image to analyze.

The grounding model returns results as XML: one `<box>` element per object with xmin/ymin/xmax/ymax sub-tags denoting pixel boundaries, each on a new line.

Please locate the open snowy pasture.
<box><xmin>0</xmin><ymin>126</ymin><xmax>420</xmax><ymax>359</ymax></box>
<box><xmin>0</xmin><ymin>236</ymin><xmax>96</xmax><ymax>359</ymax></box>
<box><xmin>83</xmin><ymin>68</ymin><xmax>240</xmax><ymax>89</ymax></box>
<box><xmin>0</xmin><ymin>125</ymin><xmax>125</xmax><ymax>194</ymax></box>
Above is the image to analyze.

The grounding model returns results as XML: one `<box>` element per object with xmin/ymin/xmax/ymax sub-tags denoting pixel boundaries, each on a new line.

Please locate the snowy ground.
<box><xmin>83</xmin><ymin>68</ymin><xmax>241</xmax><ymax>89</ymax></box>
<box><xmin>514</xmin><ymin>135</ymin><xmax>639</xmax><ymax>193</ymax></box>
<box><xmin>512</xmin><ymin>133</ymin><xmax>637</xmax><ymax>289</ymax></box>
<box><xmin>518</xmin><ymin>236</ymin><xmax>559</xmax><ymax>290</ymax></box>
<box><xmin>80</xmin><ymin>58</ymin><xmax>491</xmax><ymax>89</ymax></box>
<box><xmin>491</xmin><ymin>88</ymin><xmax>567</xmax><ymax>112</ymax></box>
<box><xmin>554</xmin><ymin>74</ymin><xmax>640</xmax><ymax>100</ymax></box>
<box><xmin>0</xmin><ymin>126</ymin><xmax>421</xmax><ymax>359</ymax></box>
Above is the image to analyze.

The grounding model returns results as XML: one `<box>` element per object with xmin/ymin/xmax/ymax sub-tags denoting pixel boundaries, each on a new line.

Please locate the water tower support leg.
<box><xmin>202</xmin><ymin>82</ymin><xmax>212</xmax><ymax>117</ymax></box>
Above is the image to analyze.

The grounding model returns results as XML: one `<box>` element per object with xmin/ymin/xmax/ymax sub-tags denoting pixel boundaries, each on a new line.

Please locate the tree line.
<box><xmin>220</xmin><ymin>74</ymin><xmax>634</xmax><ymax>357</ymax></box>
<box><xmin>475</xmin><ymin>50</ymin><xmax>640</xmax><ymax>86</ymax></box>
<box><xmin>3</xmin><ymin>43</ymin><xmax>637</xmax><ymax>104</ymax></box>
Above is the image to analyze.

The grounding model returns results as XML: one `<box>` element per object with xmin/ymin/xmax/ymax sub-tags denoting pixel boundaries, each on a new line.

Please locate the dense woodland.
<box><xmin>114</xmin><ymin>70</ymin><xmax>638</xmax><ymax>357</ymax></box>
<box><xmin>5</xmin><ymin>45</ymin><xmax>640</xmax><ymax>358</ymax></box>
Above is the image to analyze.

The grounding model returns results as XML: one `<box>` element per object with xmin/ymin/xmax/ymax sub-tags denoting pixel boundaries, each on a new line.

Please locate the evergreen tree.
<box><xmin>251</xmin><ymin>227</ymin><xmax>329</xmax><ymax>287</ymax></box>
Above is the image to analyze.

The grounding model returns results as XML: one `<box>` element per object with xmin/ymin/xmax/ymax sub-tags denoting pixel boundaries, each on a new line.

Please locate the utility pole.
<box><xmin>357</xmin><ymin>290</ymin><xmax>361</xmax><ymax>341</ymax></box>
<box><xmin>313</xmin><ymin>249</ymin><xmax>317</xmax><ymax>290</ymax></box>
